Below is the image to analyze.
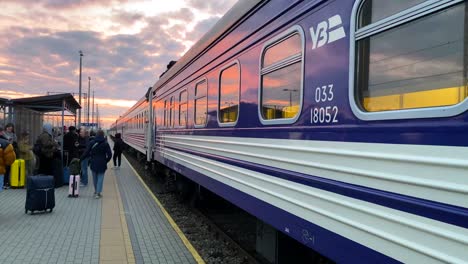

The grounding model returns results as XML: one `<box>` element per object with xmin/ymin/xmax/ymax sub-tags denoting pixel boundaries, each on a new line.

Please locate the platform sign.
<box><xmin>81</xmin><ymin>122</ymin><xmax>97</xmax><ymax>127</ymax></box>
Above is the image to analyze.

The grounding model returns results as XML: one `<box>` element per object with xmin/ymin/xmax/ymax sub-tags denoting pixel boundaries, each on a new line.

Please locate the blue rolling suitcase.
<box><xmin>25</xmin><ymin>175</ymin><xmax>55</xmax><ymax>214</ymax></box>
<box><xmin>63</xmin><ymin>166</ymin><xmax>70</xmax><ymax>185</ymax></box>
<box><xmin>63</xmin><ymin>152</ymin><xmax>70</xmax><ymax>185</ymax></box>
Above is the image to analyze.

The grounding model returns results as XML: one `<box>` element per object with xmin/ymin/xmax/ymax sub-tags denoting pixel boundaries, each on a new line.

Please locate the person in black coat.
<box><xmin>80</xmin><ymin>130</ymin><xmax>111</xmax><ymax>199</ymax></box>
<box><xmin>112</xmin><ymin>133</ymin><xmax>124</xmax><ymax>168</ymax></box>
<box><xmin>63</xmin><ymin>126</ymin><xmax>79</xmax><ymax>165</ymax></box>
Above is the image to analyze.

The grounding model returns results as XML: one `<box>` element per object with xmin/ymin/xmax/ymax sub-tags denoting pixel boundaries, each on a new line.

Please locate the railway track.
<box><xmin>124</xmin><ymin>151</ymin><xmax>260</xmax><ymax>264</ymax></box>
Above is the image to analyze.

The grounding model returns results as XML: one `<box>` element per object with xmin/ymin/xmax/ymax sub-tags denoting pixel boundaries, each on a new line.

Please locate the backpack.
<box><xmin>69</xmin><ymin>158</ymin><xmax>81</xmax><ymax>175</ymax></box>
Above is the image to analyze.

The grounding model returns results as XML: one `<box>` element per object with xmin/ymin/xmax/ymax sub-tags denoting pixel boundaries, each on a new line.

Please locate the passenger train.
<box><xmin>110</xmin><ymin>0</ymin><xmax>468</xmax><ymax>263</ymax></box>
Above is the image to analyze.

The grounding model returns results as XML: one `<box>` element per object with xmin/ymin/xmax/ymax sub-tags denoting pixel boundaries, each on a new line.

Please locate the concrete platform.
<box><xmin>0</xmin><ymin>154</ymin><xmax>203</xmax><ymax>264</ymax></box>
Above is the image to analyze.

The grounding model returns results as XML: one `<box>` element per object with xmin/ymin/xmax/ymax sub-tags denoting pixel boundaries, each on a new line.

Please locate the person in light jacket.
<box><xmin>81</xmin><ymin>130</ymin><xmax>111</xmax><ymax>199</ymax></box>
<box><xmin>78</xmin><ymin>128</ymin><xmax>89</xmax><ymax>186</ymax></box>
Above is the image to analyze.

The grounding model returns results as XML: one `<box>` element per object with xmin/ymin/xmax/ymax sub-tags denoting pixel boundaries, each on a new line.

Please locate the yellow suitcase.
<box><xmin>10</xmin><ymin>159</ymin><xmax>26</xmax><ymax>188</ymax></box>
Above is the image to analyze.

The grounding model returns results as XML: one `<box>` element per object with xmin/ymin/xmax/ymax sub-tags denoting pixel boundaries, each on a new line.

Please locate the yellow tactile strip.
<box><xmin>99</xmin><ymin>168</ymin><xmax>135</xmax><ymax>264</ymax></box>
<box><xmin>114</xmin><ymin>174</ymin><xmax>136</xmax><ymax>264</ymax></box>
<box><xmin>123</xmin><ymin>155</ymin><xmax>205</xmax><ymax>264</ymax></box>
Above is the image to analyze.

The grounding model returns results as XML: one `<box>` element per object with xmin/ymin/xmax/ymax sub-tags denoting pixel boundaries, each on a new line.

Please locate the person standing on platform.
<box><xmin>3</xmin><ymin>123</ymin><xmax>17</xmax><ymax>189</ymax></box>
<box><xmin>35</xmin><ymin>123</ymin><xmax>59</xmax><ymax>176</ymax></box>
<box><xmin>81</xmin><ymin>130</ymin><xmax>111</xmax><ymax>199</ymax></box>
<box><xmin>112</xmin><ymin>133</ymin><xmax>124</xmax><ymax>169</ymax></box>
<box><xmin>89</xmin><ymin>130</ymin><xmax>96</xmax><ymax>142</ymax></box>
<box><xmin>63</xmin><ymin>126</ymin><xmax>79</xmax><ymax>165</ymax></box>
<box><xmin>18</xmin><ymin>131</ymin><xmax>35</xmax><ymax>177</ymax></box>
<box><xmin>0</xmin><ymin>130</ymin><xmax>16</xmax><ymax>190</ymax></box>
<box><xmin>0</xmin><ymin>127</ymin><xmax>16</xmax><ymax>189</ymax></box>
<box><xmin>4</xmin><ymin>123</ymin><xmax>17</xmax><ymax>147</ymax></box>
<box><xmin>78</xmin><ymin>128</ymin><xmax>89</xmax><ymax>187</ymax></box>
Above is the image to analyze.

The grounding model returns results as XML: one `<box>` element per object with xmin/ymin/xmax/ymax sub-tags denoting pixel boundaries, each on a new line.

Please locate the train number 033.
<box><xmin>312</xmin><ymin>84</ymin><xmax>339</xmax><ymax>124</ymax></box>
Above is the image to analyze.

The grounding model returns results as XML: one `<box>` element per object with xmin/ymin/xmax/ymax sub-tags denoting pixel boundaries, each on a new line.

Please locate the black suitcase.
<box><xmin>25</xmin><ymin>175</ymin><xmax>55</xmax><ymax>214</ymax></box>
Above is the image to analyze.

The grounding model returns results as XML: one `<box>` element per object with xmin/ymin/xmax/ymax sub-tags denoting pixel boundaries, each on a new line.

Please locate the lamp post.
<box><xmin>96</xmin><ymin>104</ymin><xmax>99</xmax><ymax>129</ymax></box>
<box><xmin>92</xmin><ymin>90</ymin><xmax>95</xmax><ymax>127</ymax></box>
<box><xmin>283</xmin><ymin>88</ymin><xmax>298</xmax><ymax>107</ymax></box>
<box><xmin>87</xmin><ymin>76</ymin><xmax>91</xmax><ymax>125</ymax></box>
<box><xmin>78</xmin><ymin>50</ymin><xmax>83</xmax><ymax>126</ymax></box>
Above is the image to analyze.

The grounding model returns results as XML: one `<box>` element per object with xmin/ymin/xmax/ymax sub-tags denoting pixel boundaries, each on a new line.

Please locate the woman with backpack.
<box><xmin>80</xmin><ymin>130</ymin><xmax>112</xmax><ymax>199</ymax></box>
<box><xmin>35</xmin><ymin>123</ymin><xmax>59</xmax><ymax>176</ymax></box>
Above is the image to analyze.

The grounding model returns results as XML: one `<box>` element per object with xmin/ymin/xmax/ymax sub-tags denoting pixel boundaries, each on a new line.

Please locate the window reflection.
<box><xmin>261</xmin><ymin>62</ymin><xmax>301</xmax><ymax>119</ymax></box>
<box><xmin>163</xmin><ymin>100</ymin><xmax>167</xmax><ymax>127</ymax></box>
<box><xmin>219</xmin><ymin>64</ymin><xmax>240</xmax><ymax>123</ymax></box>
<box><xmin>356</xmin><ymin>3</ymin><xmax>467</xmax><ymax>112</ymax></box>
<box><xmin>261</xmin><ymin>30</ymin><xmax>302</xmax><ymax>121</ymax></box>
<box><xmin>169</xmin><ymin>96</ymin><xmax>174</xmax><ymax>127</ymax></box>
<box><xmin>358</xmin><ymin>0</ymin><xmax>427</xmax><ymax>28</ymax></box>
<box><xmin>179</xmin><ymin>90</ymin><xmax>188</xmax><ymax>127</ymax></box>
<box><xmin>263</xmin><ymin>34</ymin><xmax>301</xmax><ymax>68</ymax></box>
<box><xmin>195</xmin><ymin>80</ymin><xmax>207</xmax><ymax>126</ymax></box>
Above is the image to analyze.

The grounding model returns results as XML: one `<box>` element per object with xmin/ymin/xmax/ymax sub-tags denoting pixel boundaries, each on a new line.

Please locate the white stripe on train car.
<box><xmin>161</xmin><ymin>135</ymin><xmax>468</xmax><ymax>208</ymax></box>
<box><xmin>162</xmin><ymin>147</ymin><xmax>468</xmax><ymax>264</ymax></box>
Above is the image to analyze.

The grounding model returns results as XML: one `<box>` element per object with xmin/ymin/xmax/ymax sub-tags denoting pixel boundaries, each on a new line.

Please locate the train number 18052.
<box><xmin>312</xmin><ymin>84</ymin><xmax>339</xmax><ymax>124</ymax></box>
<box><xmin>312</xmin><ymin>106</ymin><xmax>338</xmax><ymax>124</ymax></box>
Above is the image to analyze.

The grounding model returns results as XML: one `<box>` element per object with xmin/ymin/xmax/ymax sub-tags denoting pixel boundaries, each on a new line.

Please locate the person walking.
<box><xmin>78</xmin><ymin>128</ymin><xmax>89</xmax><ymax>187</ymax></box>
<box><xmin>0</xmin><ymin>127</ymin><xmax>16</xmax><ymax>189</ymax></box>
<box><xmin>112</xmin><ymin>133</ymin><xmax>124</xmax><ymax>169</ymax></box>
<box><xmin>81</xmin><ymin>130</ymin><xmax>111</xmax><ymax>199</ymax></box>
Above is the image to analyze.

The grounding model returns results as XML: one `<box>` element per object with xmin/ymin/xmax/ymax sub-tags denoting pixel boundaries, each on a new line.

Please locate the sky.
<box><xmin>0</xmin><ymin>0</ymin><xmax>237</xmax><ymax>128</ymax></box>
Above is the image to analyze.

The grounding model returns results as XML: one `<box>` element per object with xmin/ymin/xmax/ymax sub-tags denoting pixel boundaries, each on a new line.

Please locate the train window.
<box><xmin>169</xmin><ymin>96</ymin><xmax>175</xmax><ymax>127</ymax></box>
<box><xmin>358</xmin><ymin>0</ymin><xmax>427</xmax><ymax>28</ymax></box>
<box><xmin>194</xmin><ymin>79</ymin><xmax>207</xmax><ymax>126</ymax></box>
<box><xmin>263</xmin><ymin>35</ymin><xmax>302</xmax><ymax>68</ymax></box>
<box><xmin>179</xmin><ymin>90</ymin><xmax>188</xmax><ymax>127</ymax></box>
<box><xmin>153</xmin><ymin>105</ymin><xmax>156</xmax><ymax>128</ymax></box>
<box><xmin>259</xmin><ymin>26</ymin><xmax>304</xmax><ymax>124</ymax></box>
<box><xmin>163</xmin><ymin>100</ymin><xmax>167</xmax><ymax>128</ymax></box>
<box><xmin>218</xmin><ymin>62</ymin><xmax>240</xmax><ymax>125</ymax></box>
<box><xmin>353</xmin><ymin>0</ymin><xmax>468</xmax><ymax>119</ymax></box>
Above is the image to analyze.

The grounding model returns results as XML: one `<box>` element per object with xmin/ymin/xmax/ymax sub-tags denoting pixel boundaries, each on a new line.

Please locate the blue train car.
<box><xmin>111</xmin><ymin>95</ymin><xmax>149</xmax><ymax>155</ymax></box>
<box><xmin>118</xmin><ymin>0</ymin><xmax>468</xmax><ymax>262</ymax></box>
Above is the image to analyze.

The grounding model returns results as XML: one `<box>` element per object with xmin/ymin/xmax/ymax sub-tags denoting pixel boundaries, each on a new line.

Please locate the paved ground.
<box><xmin>114</xmin><ymin>156</ymin><xmax>199</xmax><ymax>264</ymax></box>
<box><xmin>0</xmin><ymin>148</ymin><xmax>203</xmax><ymax>264</ymax></box>
<box><xmin>0</xmin><ymin>180</ymin><xmax>101</xmax><ymax>264</ymax></box>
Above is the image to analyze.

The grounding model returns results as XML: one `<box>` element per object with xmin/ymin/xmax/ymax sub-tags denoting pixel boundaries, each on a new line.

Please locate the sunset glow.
<box><xmin>0</xmin><ymin>0</ymin><xmax>237</xmax><ymax>127</ymax></box>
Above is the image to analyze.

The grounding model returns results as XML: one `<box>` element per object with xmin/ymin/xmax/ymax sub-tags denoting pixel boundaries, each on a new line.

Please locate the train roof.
<box><xmin>151</xmin><ymin>0</ymin><xmax>264</xmax><ymax>92</ymax></box>
<box><xmin>119</xmin><ymin>95</ymin><xmax>147</xmax><ymax>120</ymax></box>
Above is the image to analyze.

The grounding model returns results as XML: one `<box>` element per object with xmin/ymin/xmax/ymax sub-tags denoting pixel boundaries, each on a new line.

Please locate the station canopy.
<box><xmin>11</xmin><ymin>93</ymin><xmax>81</xmax><ymax>114</ymax></box>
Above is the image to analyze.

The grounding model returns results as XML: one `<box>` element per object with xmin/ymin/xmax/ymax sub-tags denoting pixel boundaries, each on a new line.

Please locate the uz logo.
<box><xmin>310</xmin><ymin>15</ymin><xmax>346</xmax><ymax>49</ymax></box>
